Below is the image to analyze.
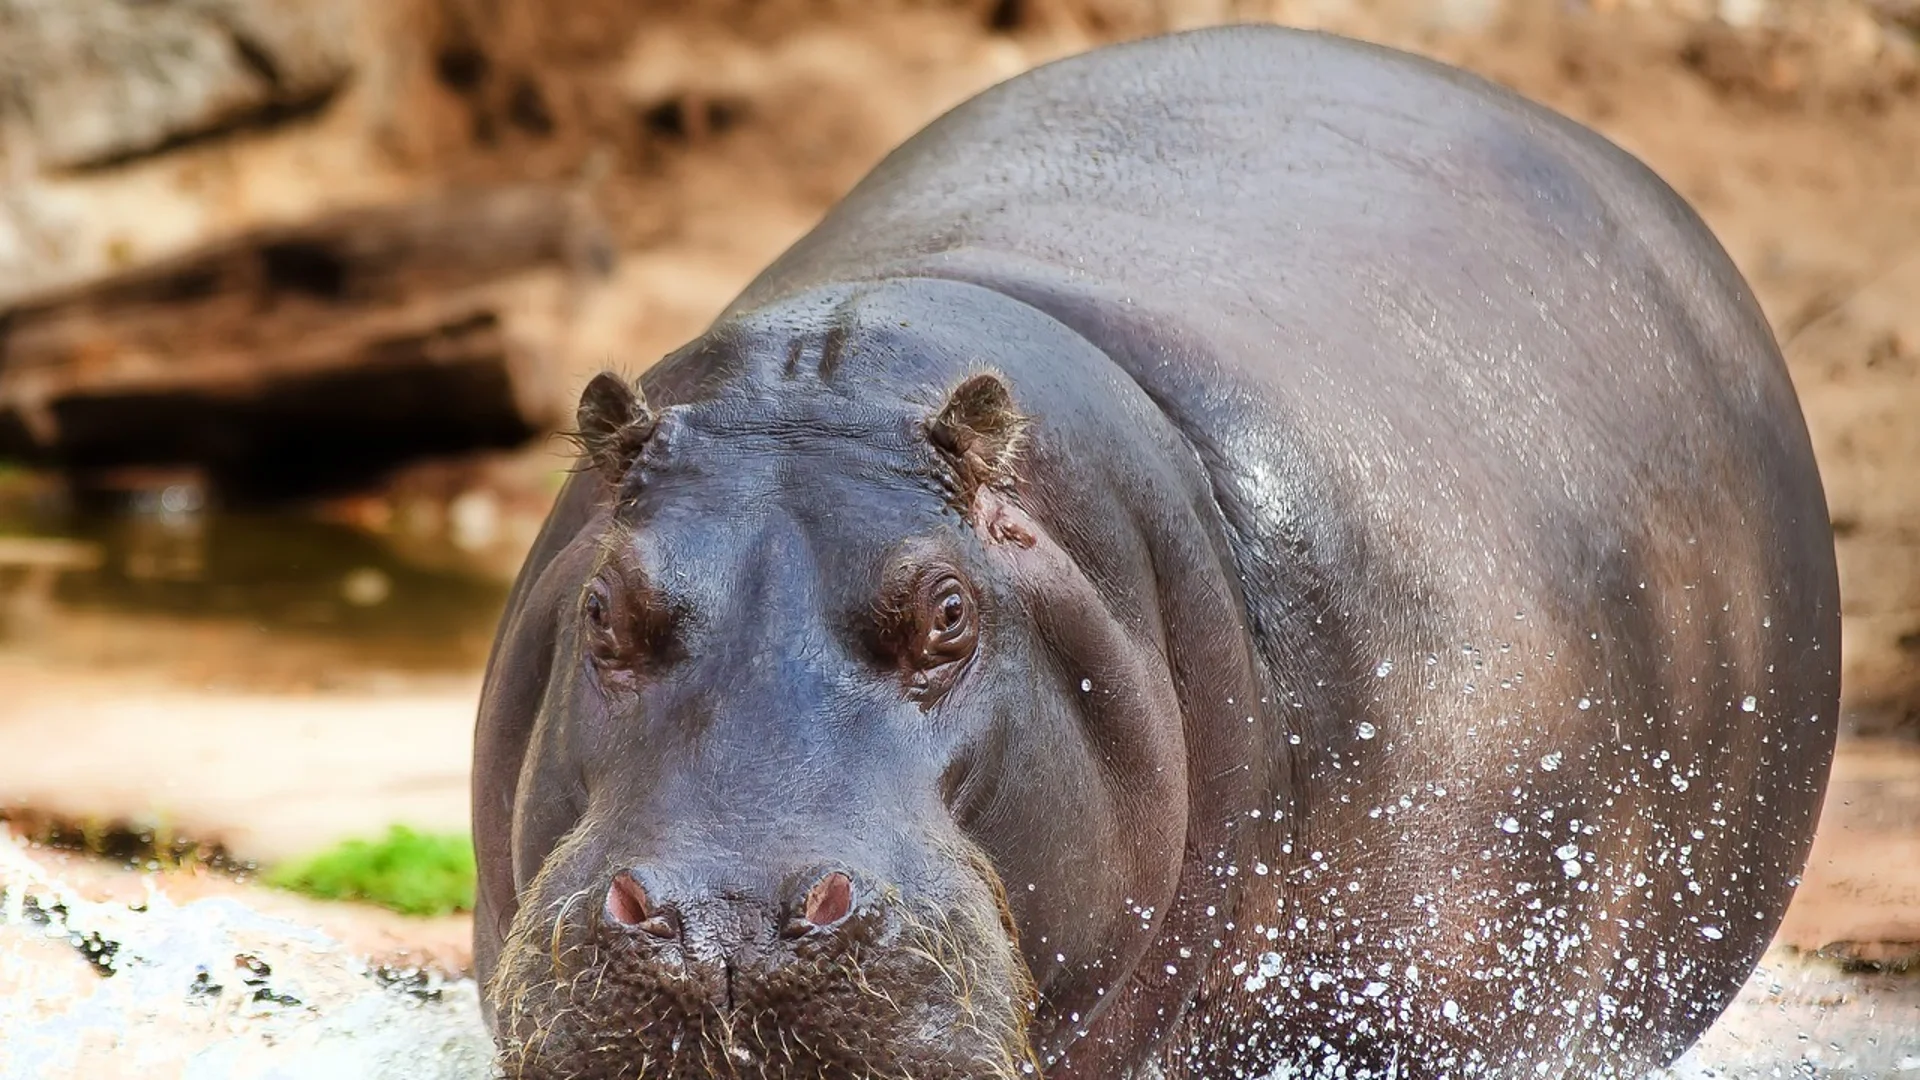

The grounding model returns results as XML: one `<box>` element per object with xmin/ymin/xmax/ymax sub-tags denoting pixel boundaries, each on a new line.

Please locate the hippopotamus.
<box><xmin>472</xmin><ymin>23</ymin><xmax>1841</xmax><ymax>1080</ymax></box>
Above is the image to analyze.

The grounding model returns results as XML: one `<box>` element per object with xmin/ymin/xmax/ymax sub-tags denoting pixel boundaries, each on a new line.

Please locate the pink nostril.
<box><xmin>803</xmin><ymin>871</ymin><xmax>854</xmax><ymax>928</ymax></box>
<box><xmin>606</xmin><ymin>871</ymin><xmax>651</xmax><ymax>928</ymax></box>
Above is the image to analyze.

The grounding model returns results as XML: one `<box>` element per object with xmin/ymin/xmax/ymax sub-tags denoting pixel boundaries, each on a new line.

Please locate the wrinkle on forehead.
<box><xmin>614</xmin><ymin>383</ymin><xmax>955</xmax><ymax>529</ymax></box>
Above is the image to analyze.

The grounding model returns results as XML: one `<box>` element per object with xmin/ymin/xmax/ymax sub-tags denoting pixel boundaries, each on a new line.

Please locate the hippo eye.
<box><xmin>885</xmin><ymin>569</ymin><xmax>979</xmax><ymax>705</ymax></box>
<box><xmin>919</xmin><ymin>576</ymin><xmax>978</xmax><ymax>666</ymax></box>
<box><xmin>583</xmin><ymin>581</ymin><xmax>625</xmax><ymax>669</ymax></box>
<box><xmin>936</xmin><ymin>592</ymin><xmax>965</xmax><ymax>632</ymax></box>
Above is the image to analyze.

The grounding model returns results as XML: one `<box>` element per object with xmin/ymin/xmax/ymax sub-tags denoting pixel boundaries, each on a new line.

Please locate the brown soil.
<box><xmin>363</xmin><ymin>0</ymin><xmax>1920</xmax><ymax>730</ymax></box>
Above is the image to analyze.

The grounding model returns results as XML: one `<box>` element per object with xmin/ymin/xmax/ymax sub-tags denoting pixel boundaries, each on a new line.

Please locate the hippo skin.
<box><xmin>473</xmin><ymin>24</ymin><xmax>1841</xmax><ymax>1080</ymax></box>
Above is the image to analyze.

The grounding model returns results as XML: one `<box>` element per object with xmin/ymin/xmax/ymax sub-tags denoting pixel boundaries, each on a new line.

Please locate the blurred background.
<box><xmin>0</xmin><ymin>0</ymin><xmax>1915</xmax><ymax>1075</ymax></box>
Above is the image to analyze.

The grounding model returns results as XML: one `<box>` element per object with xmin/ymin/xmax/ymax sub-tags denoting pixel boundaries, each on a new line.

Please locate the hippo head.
<box><xmin>475</xmin><ymin>280</ymin><xmax>1267</xmax><ymax>1079</ymax></box>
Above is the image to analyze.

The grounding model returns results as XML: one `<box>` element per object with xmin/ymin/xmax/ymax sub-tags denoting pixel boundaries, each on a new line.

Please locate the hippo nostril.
<box><xmin>605</xmin><ymin>871</ymin><xmax>652</xmax><ymax>928</ymax></box>
<box><xmin>802</xmin><ymin>871</ymin><xmax>854</xmax><ymax>929</ymax></box>
<box><xmin>606</xmin><ymin>871</ymin><xmax>676</xmax><ymax>938</ymax></box>
<box><xmin>606</xmin><ymin>864</ymin><xmax>683</xmax><ymax>933</ymax></box>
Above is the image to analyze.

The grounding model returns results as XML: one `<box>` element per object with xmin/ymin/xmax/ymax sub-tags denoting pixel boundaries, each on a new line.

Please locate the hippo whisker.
<box><xmin>491</xmin><ymin>864</ymin><xmax>1037</xmax><ymax>1079</ymax></box>
<box><xmin>549</xmin><ymin>886</ymin><xmax>595</xmax><ymax>981</ymax></box>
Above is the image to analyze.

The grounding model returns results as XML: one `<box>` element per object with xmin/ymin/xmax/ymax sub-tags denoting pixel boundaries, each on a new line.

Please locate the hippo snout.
<box><xmin>583</xmin><ymin>864</ymin><xmax>884</xmax><ymax>1023</ymax></box>
<box><xmin>490</xmin><ymin>841</ymin><xmax>1037</xmax><ymax>1080</ymax></box>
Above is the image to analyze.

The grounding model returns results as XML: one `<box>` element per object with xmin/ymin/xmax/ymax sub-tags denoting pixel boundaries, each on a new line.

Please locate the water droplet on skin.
<box><xmin>1577</xmin><ymin>697</ymin><xmax>1592</xmax><ymax>710</ymax></box>
<box><xmin>1700</xmin><ymin>926</ymin><xmax>1723</xmax><ymax>941</ymax></box>
<box><xmin>1562</xmin><ymin>860</ymin><xmax>1583</xmax><ymax>878</ymax></box>
<box><xmin>1080</xmin><ymin>679</ymin><xmax>1093</xmax><ymax>692</ymax></box>
<box><xmin>1374</xmin><ymin>660</ymin><xmax>1393</xmax><ymax>678</ymax></box>
<box><xmin>1356</xmin><ymin>722</ymin><xmax>1377</xmax><ymax>740</ymax></box>
<box><xmin>1670</xmin><ymin>773</ymin><xmax>1690</xmax><ymax>792</ymax></box>
<box><xmin>1740</xmin><ymin>695</ymin><xmax>1757</xmax><ymax>712</ymax></box>
<box><xmin>1556</xmin><ymin>843</ymin><xmax>1580</xmax><ymax>861</ymax></box>
<box><xmin>1539</xmin><ymin>752</ymin><xmax>1562</xmax><ymax>771</ymax></box>
<box><xmin>1443</xmin><ymin>999</ymin><xmax>1460</xmax><ymax>1020</ymax></box>
<box><xmin>1500</xmin><ymin>817</ymin><xmax>1520</xmax><ymax>834</ymax></box>
<box><xmin>1288</xmin><ymin>734</ymin><xmax>1302</xmax><ymax>745</ymax></box>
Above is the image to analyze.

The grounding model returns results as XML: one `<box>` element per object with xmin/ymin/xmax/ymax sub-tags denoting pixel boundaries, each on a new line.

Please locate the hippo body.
<box><xmin>474</xmin><ymin>25</ymin><xmax>1841</xmax><ymax>1080</ymax></box>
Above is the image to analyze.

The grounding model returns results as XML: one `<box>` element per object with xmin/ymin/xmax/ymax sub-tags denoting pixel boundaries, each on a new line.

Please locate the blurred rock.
<box><xmin>1791</xmin><ymin>255</ymin><xmax>1920</xmax><ymax>734</ymax></box>
<box><xmin>0</xmin><ymin>184</ymin><xmax>612</xmax><ymax>497</ymax></box>
<box><xmin>0</xmin><ymin>0</ymin><xmax>358</xmax><ymax>171</ymax></box>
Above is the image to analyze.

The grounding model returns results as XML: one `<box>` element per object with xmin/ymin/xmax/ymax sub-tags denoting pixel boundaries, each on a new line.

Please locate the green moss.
<box><xmin>266</xmin><ymin>826</ymin><xmax>476</xmax><ymax>916</ymax></box>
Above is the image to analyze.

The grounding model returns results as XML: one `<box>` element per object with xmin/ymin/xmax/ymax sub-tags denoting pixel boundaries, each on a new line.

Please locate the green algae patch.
<box><xmin>267</xmin><ymin>826</ymin><xmax>475</xmax><ymax>916</ymax></box>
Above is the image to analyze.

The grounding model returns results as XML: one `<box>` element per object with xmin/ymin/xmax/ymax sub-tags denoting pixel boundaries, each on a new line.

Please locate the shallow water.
<box><xmin>0</xmin><ymin>482</ymin><xmax>513</xmax><ymax>678</ymax></box>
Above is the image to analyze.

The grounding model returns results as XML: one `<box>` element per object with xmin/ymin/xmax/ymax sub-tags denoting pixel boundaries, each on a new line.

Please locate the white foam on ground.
<box><xmin>0</xmin><ymin>833</ymin><xmax>495</xmax><ymax>1080</ymax></box>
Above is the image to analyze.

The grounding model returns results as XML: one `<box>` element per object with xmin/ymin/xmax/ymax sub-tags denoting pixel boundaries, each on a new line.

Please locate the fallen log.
<box><xmin>0</xmin><ymin>184</ymin><xmax>612</xmax><ymax>496</ymax></box>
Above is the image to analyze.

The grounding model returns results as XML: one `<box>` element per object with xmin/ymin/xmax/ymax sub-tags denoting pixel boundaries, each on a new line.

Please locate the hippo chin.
<box><xmin>474</xmin><ymin>24</ymin><xmax>1841</xmax><ymax>1080</ymax></box>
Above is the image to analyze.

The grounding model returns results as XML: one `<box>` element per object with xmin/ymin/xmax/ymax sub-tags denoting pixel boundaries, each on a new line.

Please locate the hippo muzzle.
<box><xmin>487</xmin><ymin>822</ymin><xmax>1036</xmax><ymax>1079</ymax></box>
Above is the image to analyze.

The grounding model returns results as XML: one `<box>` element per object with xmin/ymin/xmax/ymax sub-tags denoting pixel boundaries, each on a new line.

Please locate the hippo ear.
<box><xmin>927</xmin><ymin>371</ymin><xmax>1030</xmax><ymax>507</ymax></box>
<box><xmin>571</xmin><ymin>371</ymin><xmax>658</xmax><ymax>481</ymax></box>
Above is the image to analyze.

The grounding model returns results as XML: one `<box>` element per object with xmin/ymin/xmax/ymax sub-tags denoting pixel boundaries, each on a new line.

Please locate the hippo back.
<box><xmin>721</xmin><ymin>25</ymin><xmax>1840</xmax><ymax>1078</ymax></box>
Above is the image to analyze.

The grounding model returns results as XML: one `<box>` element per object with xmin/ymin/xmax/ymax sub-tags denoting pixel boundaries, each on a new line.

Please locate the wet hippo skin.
<box><xmin>472</xmin><ymin>24</ymin><xmax>1841</xmax><ymax>1080</ymax></box>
